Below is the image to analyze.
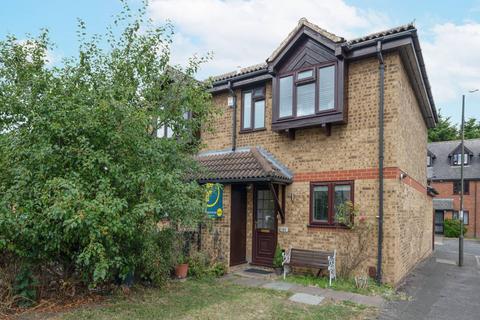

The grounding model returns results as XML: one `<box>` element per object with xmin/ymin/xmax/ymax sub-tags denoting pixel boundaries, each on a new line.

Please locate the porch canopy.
<box><xmin>193</xmin><ymin>147</ymin><xmax>293</xmax><ymax>185</ymax></box>
<box><xmin>433</xmin><ymin>198</ymin><xmax>454</xmax><ymax>211</ymax></box>
<box><xmin>193</xmin><ymin>147</ymin><xmax>293</xmax><ymax>223</ymax></box>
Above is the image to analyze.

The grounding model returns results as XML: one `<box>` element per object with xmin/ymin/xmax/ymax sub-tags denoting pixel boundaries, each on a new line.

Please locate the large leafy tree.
<box><xmin>0</xmin><ymin>3</ymin><xmax>215</xmax><ymax>286</ymax></box>
<box><xmin>463</xmin><ymin>118</ymin><xmax>480</xmax><ymax>139</ymax></box>
<box><xmin>428</xmin><ymin>110</ymin><xmax>458</xmax><ymax>142</ymax></box>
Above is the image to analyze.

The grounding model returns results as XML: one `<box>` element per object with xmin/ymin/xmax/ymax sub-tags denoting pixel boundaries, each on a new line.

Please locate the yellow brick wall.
<box><xmin>200</xmin><ymin>52</ymin><xmax>433</xmax><ymax>285</ymax></box>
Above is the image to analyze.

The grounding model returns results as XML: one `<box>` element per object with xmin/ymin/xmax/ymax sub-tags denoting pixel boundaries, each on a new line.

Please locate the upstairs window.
<box><xmin>452</xmin><ymin>153</ymin><xmax>469</xmax><ymax>166</ymax></box>
<box><xmin>277</xmin><ymin>64</ymin><xmax>336</xmax><ymax>120</ymax></box>
<box><xmin>453</xmin><ymin>180</ymin><xmax>469</xmax><ymax>195</ymax></box>
<box><xmin>241</xmin><ymin>87</ymin><xmax>265</xmax><ymax>131</ymax></box>
<box><xmin>157</xmin><ymin>111</ymin><xmax>190</xmax><ymax>138</ymax></box>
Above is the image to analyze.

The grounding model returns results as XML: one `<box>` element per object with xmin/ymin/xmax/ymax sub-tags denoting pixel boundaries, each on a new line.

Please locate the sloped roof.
<box><xmin>428</xmin><ymin>139</ymin><xmax>480</xmax><ymax>180</ymax></box>
<box><xmin>211</xmin><ymin>19</ymin><xmax>417</xmax><ymax>83</ymax></box>
<box><xmin>194</xmin><ymin>147</ymin><xmax>293</xmax><ymax>184</ymax></box>
<box><xmin>346</xmin><ymin>23</ymin><xmax>415</xmax><ymax>45</ymax></box>
<box><xmin>267</xmin><ymin>17</ymin><xmax>344</xmax><ymax>63</ymax></box>
<box><xmin>447</xmin><ymin>143</ymin><xmax>474</xmax><ymax>156</ymax></box>
<box><xmin>210</xmin><ymin>63</ymin><xmax>268</xmax><ymax>82</ymax></box>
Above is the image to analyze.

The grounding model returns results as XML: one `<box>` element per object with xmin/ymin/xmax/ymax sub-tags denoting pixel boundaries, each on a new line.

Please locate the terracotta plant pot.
<box><xmin>175</xmin><ymin>263</ymin><xmax>189</xmax><ymax>279</ymax></box>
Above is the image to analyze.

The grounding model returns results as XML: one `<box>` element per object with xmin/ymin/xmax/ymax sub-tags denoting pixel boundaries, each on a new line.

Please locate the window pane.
<box><xmin>296</xmin><ymin>82</ymin><xmax>315</xmax><ymax>116</ymax></box>
<box><xmin>254</xmin><ymin>100</ymin><xmax>265</xmax><ymax>129</ymax></box>
<box><xmin>297</xmin><ymin>69</ymin><xmax>313</xmax><ymax>80</ymax></box>
<box><xmin>157</xmin><ymin>124</ymin><xmax>165</xmax><ymax>138</ymax></box>
<box><xmin>313</xmin><ymin>186</ymin><xmax>328</xmax><ymax>221</ymax></box>
<box><xmin>464</xmin><ymin>212</ymin><xmax>469</xmax><ymax>224</ymax></box>
<box><xmin>166</xmin><ymin>126</ymin><xmax>174</xmax><ymax>138</ymax></box>
<box><xmin>243</xmin><ymin>92</ymin><xmax>252</xmax><ymax>128</ymax></box>
<box><xmin>279</xmin><ymin>76</ymin><xmax>293</xmax><ymax>117</ymax></box>
<box><xmin>453</xmin><ymin>153</ymin><xmax>468</xmax><ymax>165</ymax></box>
<box><xmin>334</xmin><ymin>185</ymin><xmax>351</xmax><ymax>221</ymax></box>
<box><xmin>253</xmin><ymin>87</ymin><xmax>264</xmax><ymax>98</ymax></box>
<box><xmin>319</xmin><ymin>65</ymin><xmax>335</xmax><ymax>110</ymax></box>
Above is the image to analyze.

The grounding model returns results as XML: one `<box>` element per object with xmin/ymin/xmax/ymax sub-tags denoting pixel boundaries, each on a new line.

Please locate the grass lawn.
<box><xmin>37</xmin><ymin>278</ymin><xmax>377</xmax><ymax>320</ymax></box>
<box><xmin>284</xmin><ymin>275</ymin><xmax>398</xmax><ymax>299</ymax></box>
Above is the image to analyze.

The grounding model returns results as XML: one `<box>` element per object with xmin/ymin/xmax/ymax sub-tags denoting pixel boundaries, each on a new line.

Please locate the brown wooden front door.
<box><xmin>230</xmin><ymin>185</ymin><xmax>247</xmax><ymax>266</ymax></box>
<box><xmin>252</xmin><ymin>185</ymin><xmax>277</xmax><ymax>266</ymax></box>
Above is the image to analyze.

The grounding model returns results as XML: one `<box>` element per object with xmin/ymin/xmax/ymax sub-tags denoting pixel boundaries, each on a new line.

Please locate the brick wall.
<box><xmin>200</xmin><ymin>52</ymin><xmax>432</xmax><ymax>285</ymax></box>
<box><xmin>431</xmin><ymin>180</ymin><xmax>480</xmax><ymax>238</ymax></box>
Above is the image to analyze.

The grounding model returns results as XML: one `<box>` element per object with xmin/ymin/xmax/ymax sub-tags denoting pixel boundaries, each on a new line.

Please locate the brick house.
<box><xmin>428</xmin><ymin>139</ymin><xmax>480</xmax><ymax>238</ymax></box>
<box><xmin>195</xmin><ymin>19</ymin><xmax>437</xmax><ymax>285</ymax></box>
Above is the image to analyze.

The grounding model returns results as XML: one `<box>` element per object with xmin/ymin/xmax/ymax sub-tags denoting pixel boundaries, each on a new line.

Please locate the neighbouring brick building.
<box><xmin>428</xmin><ymin>139</ymin><xmax>480</xmax><ymax>238</ymax></box>
<box><xmin>195</xmin><ymin>19</ymin><xmax>437</xmax><ymax>285</ymax></box>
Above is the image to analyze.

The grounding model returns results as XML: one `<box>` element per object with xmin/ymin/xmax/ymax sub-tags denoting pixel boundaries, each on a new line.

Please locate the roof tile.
<box><xmin>193</xmin><ymin>147</ymin><xmax>292</xmax><ymax>183</ymax></box>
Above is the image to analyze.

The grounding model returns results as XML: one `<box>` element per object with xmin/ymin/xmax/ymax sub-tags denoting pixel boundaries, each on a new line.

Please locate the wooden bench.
<box><xmin>282</xmin><ymin>248</ymin><xmax>336</xmax><ymax>286</ymax></box>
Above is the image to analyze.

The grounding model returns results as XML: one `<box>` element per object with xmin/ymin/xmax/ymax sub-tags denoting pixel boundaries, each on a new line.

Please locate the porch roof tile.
<box><xmin>193</xmin><ymin>147</ymin><xmax>293</xmax><ymax>184</ymax></box>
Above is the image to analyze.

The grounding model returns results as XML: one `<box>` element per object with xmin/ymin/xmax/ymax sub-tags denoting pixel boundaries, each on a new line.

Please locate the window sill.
<box><xmin>239</xmin><ymin>128</ymin><xmax>267</xmax><ymax>134</ymax></box>
<box><xmin>307</xmin><ymin>224</ymin><xmax>351</xmax><ymax>230</ymax></box>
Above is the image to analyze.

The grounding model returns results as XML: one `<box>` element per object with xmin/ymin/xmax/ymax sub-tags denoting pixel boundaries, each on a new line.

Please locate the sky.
<box><xmin>1</xmin><ymin>0</ymin><xmax>480</xmax><ymax>125</ymax></box>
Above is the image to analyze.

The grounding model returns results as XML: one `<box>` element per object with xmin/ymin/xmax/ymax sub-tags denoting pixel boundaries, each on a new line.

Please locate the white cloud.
<box><xmin>16</xmin><ymin>39</ymin><xmax>58</xmax><ymax>67</ymax></box>
<box><xmin>422</xmin><ymin>22</ymin><xmax>480</xmax><ymax>104</ymax></box>
<box><xmin>147</xmin><ymin>1</ymin><xmax>480</xmax><ymax>122</ymax></box>
<box><xmin>148</xmin><ymin>0</ymin><xmax>389</xmax><ymax>78</ymax></box>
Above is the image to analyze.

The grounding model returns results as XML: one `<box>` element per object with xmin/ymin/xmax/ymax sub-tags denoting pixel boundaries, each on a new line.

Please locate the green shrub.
<box><xmin>208</xmin><ymin>263</ymin><xmax>227</xmax><ymax>277</ymax></box>
<box><xmin>273</xmin><ymin>245</ymin><xmax>283</xmax><ymax>268</ymax></box>
<box><xmin>13</xmin><ymin>266</ymin><xmax>38</xmax><ymax>308</ymax></box>
<box><xmin>444</xmin><ymin>219</ymin><xmax>467</xmax><ymax>238</ymax></box>
<box><xmin>138</xmin><ymin>228</ymin><xmax>176</xmax><ymax>285</ymax></box>
<box><xmin>0</xmin><ymin>0</ymin><xmax>215</xmax><ymax>293</ymax></box>
<box><xmin>187</xmin><ymin>252</ymin><xmax>210</xmax><ymax>278</ymax></box>
<box><xmin>186</xmin><ymin>252</ymin><xmax>226</xmax><ymax>279</ymax></box>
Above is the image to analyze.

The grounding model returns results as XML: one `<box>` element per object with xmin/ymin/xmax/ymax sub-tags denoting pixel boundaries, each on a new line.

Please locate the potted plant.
<box><xmin>273</xmin><ymin>245</ymin><xmax>283</xmax><ymax>275</ymax></box>
<box><xmin>174</xmin><ymin>254</ymin><xmax>189</xmax><ymax>279</ymax></box>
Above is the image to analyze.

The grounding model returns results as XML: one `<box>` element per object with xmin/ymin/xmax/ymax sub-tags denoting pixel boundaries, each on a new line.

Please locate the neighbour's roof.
<box><xmin>428</xmin><ymin>139</ymin><xmax>480</xmax><ymax>180</ymax></box>
<box><xmin>193</xmin><ymin>147</ymin><xmax>293</xmax><ymax>184</ymax></box>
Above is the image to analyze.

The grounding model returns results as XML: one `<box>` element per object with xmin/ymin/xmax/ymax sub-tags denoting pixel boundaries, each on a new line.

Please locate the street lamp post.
<box><xmin>459</xmin><ymin>94</ymin><xmax>465</xmax><ymax>267</ymax></box>
<box><xmin>459</xmin><ymin>89</ymin><xmax>478</xmax><ymax>267</ymax></box>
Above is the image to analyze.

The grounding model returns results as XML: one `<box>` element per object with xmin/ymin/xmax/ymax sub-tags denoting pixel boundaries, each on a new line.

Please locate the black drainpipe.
<box><xmin>376</xmin><ymin>40</ymin><xmax>385</xmax><ymax>284</ymax></box>
<box><xmin>228</xmin><ymin>81</ymin><xmax>237</xmax><ymax>151</ymax></box>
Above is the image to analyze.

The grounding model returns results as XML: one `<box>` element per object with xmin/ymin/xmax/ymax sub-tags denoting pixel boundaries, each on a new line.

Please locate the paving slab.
<box><xmin>435</xmin><ymin>258</ymin><xmax>456</xmax><ymax>265</ymax></box>
<box><xmin>289</xmin><ymin>293</ymin><xmax>325</xmax><ymax>305</ymax></box>
<box><xmin>262</xmin><ymin>281</ymin><xmax>295</xmax><ymax>291</ymax></box>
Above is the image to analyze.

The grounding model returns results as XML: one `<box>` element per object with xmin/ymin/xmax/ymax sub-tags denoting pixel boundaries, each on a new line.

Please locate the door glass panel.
<box><xmin>256</xmin><ymin>189</ymin><xmax>275</xmax><ymax>230</ymax></box>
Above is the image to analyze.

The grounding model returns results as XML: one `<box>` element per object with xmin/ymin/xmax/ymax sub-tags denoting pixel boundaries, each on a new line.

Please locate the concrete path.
<box><xmin>380</xmin><ymin>236</ymin><xmax>480</xmax><ymax>320</ymax></box>
<box><xmin>223</xmin><ymin>273</ymin><xmax>384</xmax><ymax>307</ymax></box>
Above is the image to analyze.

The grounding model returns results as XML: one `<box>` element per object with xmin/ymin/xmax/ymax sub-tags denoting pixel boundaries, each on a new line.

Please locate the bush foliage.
<box><xmin>0</xmin><ymin>0</ymin><xmax>215</xmax><ymax>294</ymax></box>
<box><xmin>444</xmin><ymin>219</ymin><xmax>467</xmax><ymax>238</ymax></box>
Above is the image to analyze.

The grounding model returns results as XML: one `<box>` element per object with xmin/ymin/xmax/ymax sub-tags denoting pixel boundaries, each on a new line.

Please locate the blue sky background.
<box><xmin>1</xmin><ymin>0</ymin><xmax>479</xmax><ymax>125</ymax></box>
